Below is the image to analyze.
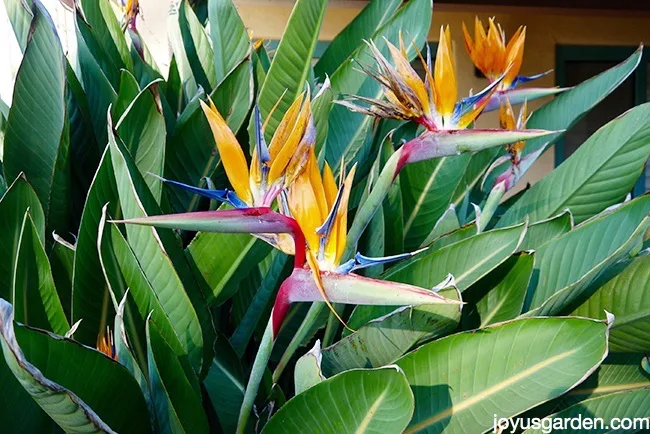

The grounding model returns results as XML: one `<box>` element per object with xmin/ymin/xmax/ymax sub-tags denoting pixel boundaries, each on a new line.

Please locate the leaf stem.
<box><xmin>343</xmin><ymin>148</ymin><xmax>403</xmax><ymax>260</ymax></box>
<box><xmin>237</xmin><ymin>319</ymin><xmax>274</xmax><ymax>434</ymax></box>
<box><xmin>272</xmin><ymin>302</ymin><xmax>325</xmax><ymax>383</ymax></box>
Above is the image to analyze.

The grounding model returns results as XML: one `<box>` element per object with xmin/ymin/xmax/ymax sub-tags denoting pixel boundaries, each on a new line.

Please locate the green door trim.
<box><xmin>555</xmin><ymin>45</ymin><xmax>649</xmax><ymax>195</ymax></box>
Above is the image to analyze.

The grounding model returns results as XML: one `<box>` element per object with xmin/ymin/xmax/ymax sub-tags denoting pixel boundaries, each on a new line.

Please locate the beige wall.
<box><xmin>234</xmin><ymin>1</ymin><xmax>650</xmax><ymax>188</ymax></box>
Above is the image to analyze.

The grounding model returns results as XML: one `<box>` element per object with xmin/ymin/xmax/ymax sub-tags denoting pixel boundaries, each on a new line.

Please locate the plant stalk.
<box><xmin>237</xmin><ymin>319</ymin><xmax>274</xmax><ymax>434</ymax></box>
<box><xmin>272</xmin><ymin>302</ymin><xmax>325</xmax><ymax>383</ymax></box>
<box><xmin>343</xmin><ymin>148</ymin><xmax>403</xmax><ymax>260</ymax></box>
<box><xmin>321</xmin><ymin>303</ymin><xmax>346</xmax><ymax>347</ymax></box>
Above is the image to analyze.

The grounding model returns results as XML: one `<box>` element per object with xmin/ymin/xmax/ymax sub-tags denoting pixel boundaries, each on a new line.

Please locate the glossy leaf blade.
<box><xmin>524</xmin><ymin>389</ymin><xmax>650</xmax><ymax>434</ymax></box>
<box><xmin>262</xmin><ymin>367</ymin><xmax>414</xmax><ymax>433</ymax></box>
<box><xmin>13</xmin><ymin>212</ymin><xmax>69</xmax><ymax>335</ymax></box>
<box><xmin>109</xmin><ymin>124</ymin><xmax>204</xmax><ymax>371</ymax></box>
<box><xmin>464</xmin><ymin>252</ymin><xmax>534</xmax><ymax>328</ymax></box>
<box><xmin>146</xmin><ymin>318</ymin><xmax>208</xmax><ymax>434</ymax></box>
<box><xmin>257</xmin><ymin>0</ymin><xmax>327</xmax><ymax>139</ymax></box>
<box><xmin>572</xmin><ymin>254</ymin><xmax>650</xmax><ymax>352</ymax></box>
<box><xmin>322</xmin><ymin>287</ymin><xmax>462</xmax><ymax>376</ymax></box>
<box><xmin>0</xmin><ymin>175</ymin><xmax>45</xmax><ymax>302</ymax></box>
<box><xmin>4</xmin><ymin>1</ymin><xmax>68</xmax><ymax>231</ymax></box>
<box><xmin>385</xmin><ymin>222</ymin><xmax>527</xmax><ymax>292</ymax></box>
<box><xmin>313</xmin><ymin>0</ymin><xmax>401</xmax><ymax>78</ymax></box>
<box><xmin>397</xmin><ymin>317</ymin><xmax>610</xmax><ymax>434</ymax></box>
<box><xmin>72</xmin><ymin>149</ymin><xmax>119</xmax><ymax>345</ymax></box>
<box><xmin>499</xmin><ymin>96</ymin><xmax>650</xmax><ymax>227</ymax></box>
<box><xmin>523</xmin><ymin>195</ymin><xmax>650</xmax><ymax>316</ymax></box>
<box><xmin>208</xmin><ymin>0</ymin><xmax>250</xmax><ymax>83</ymax></box>
<box><xmin>0</xmin><ymin>299</ymin><xmax>151</xmax><ymax>433</ymax></box>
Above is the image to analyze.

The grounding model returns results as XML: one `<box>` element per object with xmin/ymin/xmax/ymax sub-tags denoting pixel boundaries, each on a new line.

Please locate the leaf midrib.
<box><xmin>405</xmin><ymin>349</ymin><xmax>578</xmax><ymax>432</ymax></box>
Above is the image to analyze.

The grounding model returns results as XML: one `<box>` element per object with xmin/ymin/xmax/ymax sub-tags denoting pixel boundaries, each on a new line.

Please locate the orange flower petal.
<box><xmin>268</xmin><ymin>93</ymin><xmax>304</xmax><ymax>158</ymax></box>
<box><xmin>288</xmin><ymin>160</ymin><xmax>322</xmax><ymax>253</ymax></box>
<box><xmin>504</xmin><ymin>26</ymin><xmax>526</xmax><ymax>87</ymax></box>
<box><xmin>269</xmin><ymin>94</ymin><xmax>311</xmax><ymax>184</ymax></box>
<box><xmin>434</xmin><ymin>26</ymin><xmax>457</xmax><ymax>120</ymax></box>
<box><xmin>322</xmin><ymin>163</ymin><xmax>337</xmax><ymax>207</ymax></box>
<box><xmin>307</xmin><ymin>150</ymin><xmax>328</xmax><ymax>221</ymax></box>
<box><xmin>333</xmin><ymin>165</ymin><xmax>356</xmax><ymax>265</ymax></box>
<box><xmin>386</xmin><ymin>37</ymin><xmax>430</xmax><ymax>115</ymax></box>
<box><xmin>200</xmin><ymin>99</ymin><xmax>252</xmax><ymax>204</ymax></box>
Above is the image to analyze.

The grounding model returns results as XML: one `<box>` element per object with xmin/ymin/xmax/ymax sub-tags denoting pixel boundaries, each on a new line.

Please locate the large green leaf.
<box><xmin>164</xmin><ymin>59</ymin><xmax>252</xmax><ymax>212</ymax></box>
<box><xmin>0</xmin><ymin>350</ymin><xmax>54</xmax><ymax>433</ymax></box>
<box><xmin>523</xmin><ymin>195</ymin><xmax>650</xmax><ymax>316</ymax></box>
<box><xmin>2</xmin><ymin>0</ymin><xmax>33</xmax><ymax>52</ymax></box>
<box><xmin>49</xmin><ymin>234</ymin><xmax>75</xmax><ymax>321</ymax></box>
<box><xmin>79</xmin><ymin>0</ymin><xmax>132</xmax><ymax>74</ymax></box>
<box><xmin>517</xmin><ymin>210</ymin><xmax>573</xmax><ymax>251</ymax></box>
<box><xmin>230</xmin><ymin>252</ymin><xmax>290</xmax><ymax>357</ymax></box>
<box><xmin>178</xmin><ymin>0</ymin><xmax>217</xmax><ymax>92</ymax></box>
<box><xmin>0</xmin><ymin>299</ymin><xmax>151</xmax><ymax>433</ymax></box>
<box><xmin>109</xmin><ymin>124</ymin><xmax>204</xmax><ymax>371</ymax></box>
<box><xmin>71</xmin><ymin>149</ymin><xmax>119</xmax><ymax>345</ymax></box>
<box><xmin>294</xmin><ymin>341</ymin><xmax>325</xmax><ymax>395</ymax></box>
<box><xmin>344</xmin><ymin>224</ymin><xmax>522</xmax><ymax>330</ymax></box>
<box><xmin>13</xmin><ymin>212</ymin><xmax>69</xmax><ymax>335</ymax></box>
<box><xmin>208</xmin><ymin>0</ymin><xmax>249</xmax><ymax>83</ymax></box>
<box><xmin>114</xmin><ymin>78</ymin><xmax>166</xmax><ymax>202</ymax></box>
<box><xmin>420</xmin><ymin>205</ymin><xmax>461</xmax><ymax>248</ymax></box>
<box><xmin>262</xmin><ymin>367</ymin><xmax>414</xmax><ymax>433</ymax></box>
<box><xmin>314</xmin><ymin>0</ymin><xmax>401</xmax><ymax>78</ymax></box>
<box><xmin>397</xmin><ymin>316</ymin><xmax>610</xmax><ymax>434</ymax></box>
<box><xmin>552</xmin><ymin>353</ymin><xmax>650</xmax><ymax>410</ymax></box>
<box><xmin>499</xmin><ymin>102</ymin><xmax>650</xmax><ymax>227</ymax></box>
<box><xmin>572</xmin><ymin>254</ymin><xmax>650</xmax><ymax>352</ymax></box>
<box><xmin>524</xmin><ymin>47</ymin><xmax>643</xmax><ymax>156</ymax></box>
<box><xmin>146</xmin><ymin>318</ymin><xmax>208</xmax><ymax>434</ymax></box>
<box><xmin>0</xmin><ymin>175</ymin><xmax>44</xmax><ymax>302</ymax></box>
<box><xmin>112</xmin><ymin>70</ymin><xmax>141</xmax><ymax>120</ymax></box>
<box><xmin>112</xmin><ymin>293</ymin><xmax>151</xmax><ymax>412</ymax></box>
<box><xmin>322</xmin><ymin>287</ymin><xmax>462</xmax><ymax>376</ymax></box>
<box><xmin>168</xmin><ymin>1</ymin><xmax>198</xmax><ymax>100</ymax></box>
<box><xmin>384</xmin><ymin>222</ymin><xmax>527</xmax><ymax>292</ymax></box>
<box><xmin>186</xmin><ymin>228</ymin><xmax>272</xmax><ymax>305</ymax></box>
<box><xmin>98</xmin><ymin>208</ymin><xmax>185</xmax><ymax>363</ymax></box>
<box><xmin>326</xmin><ymin>0</ymin><xmax>431</xmax><ymax>167</ymax></box>
<box><xmin>525</xmin><ymin>389</ymin><xmax>650</xmax><ymax>434</ymax></box>
<box><xmin>257</xmin><ymin>0</ymin><xmax>327</xmax><ymax>139</ymax></box>
<box><xmin>74</xmin><ymin>13</ymin><xmax>118</xmax><ymax>148</ymax></box>
<box><xmin>402</xmin><ymin>154</ymin><xmax>472</xmax><ymax>249</ymax></box>
<box><xmin>204</xmin><ymin>334</ymin><xmax>246</xmax><ymax>433</ymax></box>
<box><xmin>4</xmin><ymin>1</ymin><xmax>70</xmax><ymax>234</ymax></box>
<box><xmin>66</xmin><ymin>61</ymin><xmax>102</xmax><ymax>189</ymax></box>
<box><xmin>463</xmin><ymin>252</ymin><xmax>534</xmax><ymax>328</ymax></box>
<box><xmin>312</xmin><ymin>80</ymin><xmax>333</xmax><ymax>158</ymax></box>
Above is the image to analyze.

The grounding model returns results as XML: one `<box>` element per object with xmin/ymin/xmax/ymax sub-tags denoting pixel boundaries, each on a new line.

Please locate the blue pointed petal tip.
<box><xmin>511</xmin><ymin>69</ymin><xmax>553</xmax><ymax>88</ymax></box>
<box><xmin>453</xmin><ymin>74</ymin><xmax>504</xmax><ymax>122</ymax></box>
<box><xmin>254</xmin><ymin>105</ymin><xmax>271</xmax><ymax>163</ymax></box>
<box><xmin>156</xmin><ymin>175</ymin><xmax>248</xmax><ymax>209</ymax></box>
<box><xmin>316</xmin><ymin>177</ymin><xmax>347</xmax><ymax>244</ymax></box>
<box><xmin>335</xmin><ymin>248</ymin><xmax>428</xmax><ymax>274</ymax></box>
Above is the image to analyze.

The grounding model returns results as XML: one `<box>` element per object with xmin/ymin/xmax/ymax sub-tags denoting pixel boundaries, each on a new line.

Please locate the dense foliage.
<box><xmin>1</xmin><ymin>0</ymin><xmax>649</xmax><ymax>433</ymax></box>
